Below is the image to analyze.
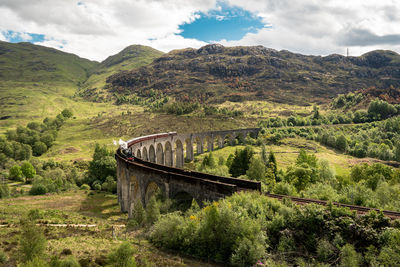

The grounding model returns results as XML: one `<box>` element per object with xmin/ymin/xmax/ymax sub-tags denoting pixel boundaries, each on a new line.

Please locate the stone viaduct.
<box><xmin>116</xmin><ymin>128</ymin><xmax>261</xmax><ymax>218</ymax></box>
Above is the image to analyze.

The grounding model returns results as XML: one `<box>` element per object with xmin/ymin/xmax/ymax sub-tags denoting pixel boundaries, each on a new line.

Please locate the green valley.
<box><xmin>1</xmin><ymin>40</ymin><xmax>400</xmax><ymax>267</ymax></box>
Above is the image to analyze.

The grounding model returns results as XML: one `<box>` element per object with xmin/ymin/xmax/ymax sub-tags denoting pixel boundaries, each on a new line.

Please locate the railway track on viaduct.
<box><xmin>116</xmin><ymin>129</ymin><xmax>400</xmax><ymax>220</ymax></box>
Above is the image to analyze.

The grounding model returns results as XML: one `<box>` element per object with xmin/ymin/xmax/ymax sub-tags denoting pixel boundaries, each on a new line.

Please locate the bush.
<box><xmin>150</xmin><ymin>193</ymin><xmax>267</xmax><ymax>265</ymax></box>
<box><xmin>340</xmin><ymin>244</ymin><xmax>361</xmax><ymax>267</ymax></box>
<box><xmin>61</xmin><ymin>109</ymin><xmax>73</xmax><ymax>118</ymax></box>
<box><xmin>93</xmin><ymin>184</ymin><xmax>101</xmax><ymax>191</ymax></box>
<box><xmin>22</xmin><ymin>257</ymin><xmax>48</xmax><ymax>267</ymax></box>
<box><xmin>0</xmin><ymin>249</ymin><xmax>7</xmax><ymax>264</ymax></box>
<box><xmin>0</xmin><ymin>183</ymin><xmax>10</xmax><ymax>199</ymax></box>
<box><xmin>9</xmin><ymin>165</ymin><xmax>23</xmax><ymax>180</ymax></box>
<box><xmin>80</xmin><ymin>184</ymin><xmax>90</xmax><ymax>190</ymax></box>
<box><xmin>33</xmin><ymin>141</ymin><xmax>47</xmax><ymax>156</ymax></box>
<box><xmin>107</xmin><ymin>242</ymin><xmax>136</xmax><ymax>267</ymax></box>
<box><xmin>378</xmin><ymin>229</ymin><xmax>400</xmax><ymax>266</ymax></box>
<box><xmin>21</xmin><ymin>161</ymin><xmax>36</xmax><ymax>179</ymax></box>
<box><xmin>272</xmin><ymin>182</ymin><xmax>297</xmax><ymax>196</ymax></box>
<box><xmin>19</xmin><ymin>220</ymin><xmax>47</xmax><ymax>262</ymax></box>
<box><xmin>28</xmin><ymin>209</ymin><xmax>43</xmax><ymax>220</ymax></box>
<box><xmin>30</xmin><ymin>184</ymin><xmax>48</xmax><ymax>195</ymax></box>
<box><xmin>246</xmin><ymin>156</ymin><xmax>266</xmax><ymax>182</ymax></box>
<box><xmin>145</xmin><ymin>196</ymin><xmax>160</xmax><ymax>225</ymax></box>
<box><xmin>131</xmin><ymin>200</ymin><xmax>145</xmax><ymax>226</ymax></box>
<box><xmin>50</xmin><ymin>256</ymin><xmax>80</xmax><ymax>267</ymax></box>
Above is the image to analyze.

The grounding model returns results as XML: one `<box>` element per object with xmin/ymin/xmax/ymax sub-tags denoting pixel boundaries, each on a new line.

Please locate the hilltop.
<box><xmin>0</xmin><ymin>41</ymin><xmax>97</xmax><ymax>84</ymax></box>
<box><xmin>78</xmin><ymin>45</ymin><xmax>164</xmax><ymax>102</ymax></box>
<box><xmin>106</xmin><ymin>44</ymin><xmax>400</xmax><ymax>105</ymax></box>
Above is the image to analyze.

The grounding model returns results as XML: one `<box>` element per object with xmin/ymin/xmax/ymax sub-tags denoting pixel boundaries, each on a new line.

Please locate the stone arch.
<box><xmin>204</xmin><ymin>135</ymin><xmax>213</xmax><ymax>152</ymax></box>
<box><xmin>145</xmin><ymin>181</ymin><xmax>161</xmax><ymax>205</ymax></box>
<box><xmin>128</xmin><ymin>174</ymin><xmax>141</xmax><ymax>218</ymax></box>
<box><xmin>185</xmin><ymin>138</ymin><xmax>194</xmax><ymax>162</ymax></box>
<box><xmin>235</xmin><ymin>133</ymin><xmax>246</xmax><ymax>144</ymax></box>
<box><xmin>235</xmin><ymin>133</ymin><xmax>245</xmax><ymax>144</ymax></box>
<box><xmin>156</xmin><ymin>143</ymin><xmax>164</xmax><ymax>164</ymax></box>
<box><xmin>164</xmin><ymin>141</ymin><xmax>173</xmax><ymax>167</ymax></box>
<box><xmin>142</xmin><ymin>147</ymin><xmax>148</xmax><ymax>161</ymax></box>
<box><xmin>224</xmin><ymin>134</ymin><xmax>233</xmax><ymax>146</ymax></box>
<box><xmin>171</xmin><ymin>191</ymin><xmax>196</xmax><ymax>211</ymax></box>
<box><xmin>149</xmin><ymin>145</ymin><xmax>156</xmax><ymax>163</ymax></box>
<box><xmin>215</xmin><ymin>135</ymin><xmax>224</xmax><ymax>149</ymax></box>
<box><xmin>136</xmin><ymin>148</ymin><xmax>142</xmax><ymax>159</ymax></box>
<box><xmin>194</xmin><ymin>137</ymin><xmax>203</xmax><ymax>155</ymax></box>
<box><xmin>175</xmin><ymin>139</ymin><xmax>184</xmax><ymax>168</ymax></box>
<box><xmin>248</xmin><ymin>131</ymin><xmax>257</xmax><ymax>139</ymax></box>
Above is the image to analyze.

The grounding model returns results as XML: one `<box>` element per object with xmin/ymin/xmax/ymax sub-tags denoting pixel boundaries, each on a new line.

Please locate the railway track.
<box><xmin>264</xmin><ymin>193</ymin><xmax>400</xmax><ymax>219</ymax></box>
<box><xmin>124</xmin><ymin>153</ymin><xmax>400</xmax><ymax>220</ymax></box>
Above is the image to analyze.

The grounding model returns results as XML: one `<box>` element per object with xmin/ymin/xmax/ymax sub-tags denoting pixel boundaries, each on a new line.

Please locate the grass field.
<box><xmin>0</xmin><ymin>190</ymin><xmax>219</xmax><ymax>266</ymax></box>
<box><xmin>191</xmin><ymin>137</ymin><xmax>382</xmax><ymax>177</ymax></box>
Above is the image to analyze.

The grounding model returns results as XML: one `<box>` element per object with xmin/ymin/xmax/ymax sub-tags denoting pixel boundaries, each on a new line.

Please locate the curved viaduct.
<box><xmin>116</xmin><ymin>128</ymin><xmax>261</xmax><ymax>218</ymax></box>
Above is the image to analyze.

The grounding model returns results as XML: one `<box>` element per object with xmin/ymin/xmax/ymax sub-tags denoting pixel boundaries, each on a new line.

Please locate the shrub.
<box><xmin>80</xmin><ymin>184</ymin><xmax>90</xmax><ymax>190</ymax></box>
<box><xmin>93</xmin><ymin>184</ymin><xmax>101</xmax><ymax>191</ymax></box>
<box><xmin>107</xmin><ymin>242</ymin><xmax>136</xmax><ymax>267</ymax></box>
<box><xmin>19</xmin><ymin>220</ymin><xmax>47</xmax><ymax>262</ymax></box>
<box><xmin>272</xmin><ymin>182</ymin><xmax>297</xmax><ymax>196</ymax></box>
<box><xmin>9</xmin><ymin>165</ymin><xmax>23</xmax><ymax>180</ymax></box>
<box><xmin>131</xmin><ymin>200</ymin><xmax>145</xmax><ymax>226</ymax></box>
<box><xmin>29</xmin><ymin>184</ymin><xmax>48</xmax><ymax>195</ymax></box>
<box><xmin>33</xmin><ymin>141</ymin><xmax>47</xmax><ymax>156</ymax></box>
<box><xmin>378</xmin><ymin>229</ymin><xmax>400</xmax><ymax>266</ymax></box>
<box><xmin>145</xmin><ymin>196</ymin><xmax>160</xmax><ymax>225</ymax></box>
<box><xmin>21</xmin><ymin>161</ymin><xmax>36</xmax><ymax>179</ymax></box>
<box><xmin>246</xmin><ymin>156</ymin><xmax>266</xmax><ymax>182</ymax></box>
<box><xmin>340</xmin><ymin>244</ymin><xmax>361</xmax><ymax>267</ymax></box>
<box><xmin>0</xmin><ymin>249</ymin><xmax>7</xmax><ymax>264</ymax></box>
<box><xmin>316</xmin><ymin>239</ymin><xmax>335</xmax><ymax>262</ymax></box>
<box><xmin>22</xmin><ymin>257</ymin><xmax>48</xmax><ymax>267</ymax></box>
<box><xmin>61</xmin><ymin>109</ymin><xmax>73</xmax><ymax>119</ymax></box>
<box><xmin>0</xmin><ymin>183</ymin><xmax>10</xmax><ymax>198</ymax></box>
<box><xmin>28</xmin><ymin>209</ymin><xmax>43</xmax><ymax>220</ymax></box>
<box><xmin>150</xmin><ymin>194</ymin><xmax>267</xmax><ymax>265</ymax></box>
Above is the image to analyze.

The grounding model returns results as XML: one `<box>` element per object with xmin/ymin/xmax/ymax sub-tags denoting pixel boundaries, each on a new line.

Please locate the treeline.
<box><xmin>331</xmin><ymin>92</ymin><xmax>364</xmax><ymax>109</ymax></box>
<box><xmin>0</xmin><ymin>109</ymin><xmax>72</xmax><ymax>162</ymax></box>
<box><xmin>0</xmin><ymin>143</ymin><xmax>117</xmax><ymax>198</ymax></box>
<box><xmin>261</xmin><ymin>116</ymin><xmax>400</xmax><ymax>162</ymax></box>
<box><xmin>153</xmin><ymin>101</ymin><xmax>243</xmax><ymax>116</ymax></box>
<box><xmin>259</xmin><ymin>99</ymin><xmax>400</xmax><ymax>128</ymax></box>
<box><xmin>197</xmin><ymin>144</ymin><xmax>400</xmax><ymax>212</ymax></box>
<box><xmin>114</xmin><ymin>89</ymin><xmax>169</xmax><ymax>110</ymax></box>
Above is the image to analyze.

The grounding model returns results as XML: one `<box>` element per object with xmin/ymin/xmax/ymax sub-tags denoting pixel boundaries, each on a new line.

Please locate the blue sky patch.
<box><xmin>178</xmin><ymin>2</ymin><xmax>266</xmax><ymax>42</ymax></box>
<box><xmin>2</xmin><ymin>30</ymin><xmax>45</xmax><ymax>43</ymax></box>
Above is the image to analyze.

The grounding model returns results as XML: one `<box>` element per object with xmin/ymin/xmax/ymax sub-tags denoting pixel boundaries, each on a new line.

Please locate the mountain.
<box><xmin>78</xmin><ymin>45</ymin><xmax>164</xmax><ymax>101</ymax></box>
<box><xmin>0</xmin><ymin>41</ymin><xmax>97</xmax><ymax>84</ymax></box>
<box><xmin>105</xmin><ymin>44</ymin><xmax>400</xmax><ymax>105</ymax></box>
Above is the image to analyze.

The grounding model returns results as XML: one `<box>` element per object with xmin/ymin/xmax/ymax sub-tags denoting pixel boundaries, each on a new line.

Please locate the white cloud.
<box><xmin>223</xmin><ymin>0</ymin><xmax>400</xmax><ymax>56</ymax></box>
<box><xmin>0</xmin><ymin>31</ymin><xmax>6</xmax><ymax>41</ymax></box>
<box><xmin>0</xmin><ymin>0</ymin><xmax>400</xmax><ymax>61</ymax></box>
<box><xmin>0</xmin><ymin>0</ymin><xmax>215</xmax><ymax>60</ymax></box>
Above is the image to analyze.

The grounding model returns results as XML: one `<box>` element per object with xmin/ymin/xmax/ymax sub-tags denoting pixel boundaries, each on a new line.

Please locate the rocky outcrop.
<box><xmin>106</xmin><ymin>44</ymin><xmax>400</xmax><ymax>104</ymax></box>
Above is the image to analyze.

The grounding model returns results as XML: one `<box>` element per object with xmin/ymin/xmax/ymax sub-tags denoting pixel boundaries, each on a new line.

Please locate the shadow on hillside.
<box><xmin>78</xmin><ymin>191</ymin><xmax>122</xmax><ymax>220</ymax></box>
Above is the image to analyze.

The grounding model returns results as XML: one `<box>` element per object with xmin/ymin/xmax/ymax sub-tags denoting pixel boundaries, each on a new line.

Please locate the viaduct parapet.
<box><xmin>116</xmin><ymin>128</ymin><xmax>261</xmax><ymax>218</ymax></box>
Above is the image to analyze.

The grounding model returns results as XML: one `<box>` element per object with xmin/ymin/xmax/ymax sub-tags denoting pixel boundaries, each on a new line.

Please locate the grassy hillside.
<box><xmin>0</xmin><ymin>41</ymin><xmax>97</xmax><ymax>83</ymax></box>
<box><xmin>0</xmin><ymin>191</ymin><xmax>214</xmax><ymax>266</ymax></box>
<box><xmin>106</xmin><ymin>44</ymin><xmax>400</xmax><ymax>105</ymax></box>
<box><xmin>78</xmin><ymin>45</ymin><xmax>164</xmax><ymax>102</ymax></box>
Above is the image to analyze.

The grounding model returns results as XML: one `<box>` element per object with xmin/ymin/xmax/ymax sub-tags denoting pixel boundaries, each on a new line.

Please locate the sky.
<box><xmin>1</xmin><ymin>0</ymin><xmax>400</xmax><ymax>61</ymax></box>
